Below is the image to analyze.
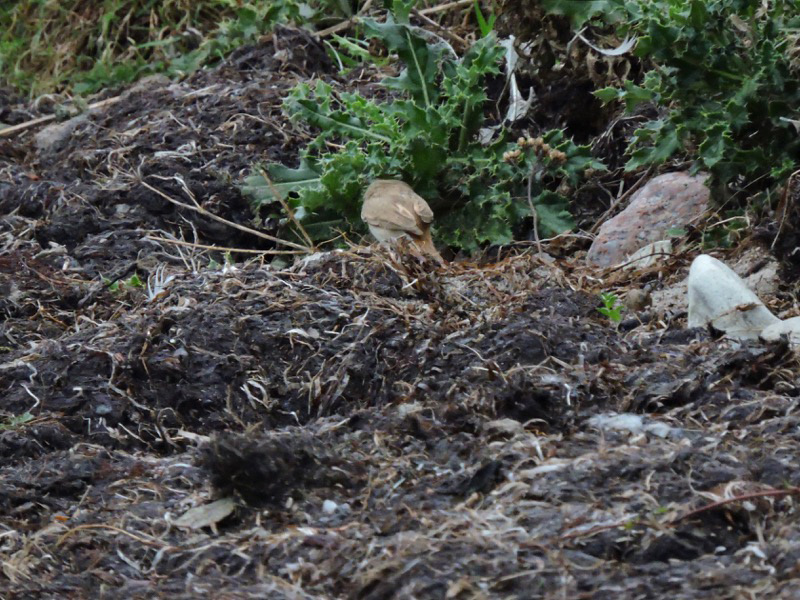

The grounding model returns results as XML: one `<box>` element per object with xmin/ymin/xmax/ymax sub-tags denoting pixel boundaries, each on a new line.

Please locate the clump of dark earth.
<box><xmin>202</xmin><ymin>432</ymin><xmax>363</xmax><ymax>507</ymax></box>
<box><xmin>1</xmin><ymin>31</ymin><xmax>800</xmax><ymax>599</ymax></box>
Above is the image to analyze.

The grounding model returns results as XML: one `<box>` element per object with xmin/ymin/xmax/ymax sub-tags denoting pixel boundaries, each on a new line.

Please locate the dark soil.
<box><xmin>1</xmin><ymin>30</ymin><xmax>800</xmax><ymax>600</ymax></box>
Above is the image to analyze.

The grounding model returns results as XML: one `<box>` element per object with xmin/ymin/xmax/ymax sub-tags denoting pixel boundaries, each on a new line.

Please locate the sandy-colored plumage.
<box><xmin>361</xmin><ymin>179</ymin><xmax>444</xmax><ymax>263</ymax></box>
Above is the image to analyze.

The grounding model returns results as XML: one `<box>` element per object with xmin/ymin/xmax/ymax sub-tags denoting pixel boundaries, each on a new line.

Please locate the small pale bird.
<box><xmin>361</xmin><ymin>179</ymin><xmax>444</xmax><ymax>263</ymax></box>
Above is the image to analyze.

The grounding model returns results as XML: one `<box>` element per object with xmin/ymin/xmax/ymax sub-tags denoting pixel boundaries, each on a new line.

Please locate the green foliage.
<box><xmin>0</xmin><ymin>412</ymin><xmax>34</xmax><ymax>431</ymax></box>
<box><xmin>382</xmin><ymin>0</ymin><xmax>415</xmax><ymax>23</ymax></box>
<box><xmin>541</xmin><ymin>0</ymin><xmax>623</xmax><ymax>27</ymax></box>
<box><xmin>701</xmin><ymin>211</ymin><xmax>748</xmax><ymax>249</ymax></box>
<box><xmin>474</xmin><ymin>0</ymin><xmax>497</xmax><ymax>37</ymax></box>
<box><xmin>104</xmin><ymin>273</ymin><xmax>144</xmax><ymax>294</ymax></box>
<box><xmin>0</xmin><ymin>0</ymin><xmax>347</xmax><ymax>96</ymax></box>
<box><xmin>166</xmin><ymin>2</ymin><xmax>319</xmax><ymax>82</ymax></box>
<box><xmin>325</xmin><ymin>34</ymin><xmax>388</xmax><ymax>71</ymax></box>
<box><xmin>588</xmin><ymin>0</ymin><xmax>800</xmax><ymax>188</ymax></box>
<box><xmin>666</xmin><ymin>226</ymin><xmax>687</xmax><ymax>237</ymax></box>
<box><xmin>126</xmin><ymin>273</ymin><xmax>144</xmax><ymax>288</ymax></box>
<box><xmin>243</xmin><ymin>15</ymin><xmax>605</xmax><ymax>251</ymax></box>
<box><xmin>597</xmin><ymin>292</ymin><xmax>623</xmax><ymax>323</ymax></box>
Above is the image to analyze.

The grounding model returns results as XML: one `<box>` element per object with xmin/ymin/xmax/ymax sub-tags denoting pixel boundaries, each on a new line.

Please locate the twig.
<box><xmin>314</xmin><ymin>0</ymin><xmax>374</xmax><ymax>38</ymax></box>
<box><xmin>257</xmin><ymin>167</ymin><xmax>316</xmax><ymax>250</ymax></box>
<box><xmin>671</xmin><ymin>487</ymin><xmax>800</xmax><ymax>524</ymax></box>
<box><xmin>0</xmin><ymin>96</ymin><xmax>121</xmax><ymax>138</ymax></box>
<box><xmin>527</xmin><ymin>165</ymin><xmax>543</xmax><ymax>255</ymax></box>
<box><xmin>137</xmin><ymin>175</ymin><xmax>311</xmax><ymax>252</ymax></box>
<box><xmin>419</xmin><ymin>0</ymin><xmax>474</xmax><ymax>16</ymax></box>
<box><xmin>314</xmin><ymin>0</ymin><xmax>469</xmax><ymax>39</ymax></box>
<box><xmin>772</xmin><ymin>168</ymin><xmax>800</xmax><ymax>251</ymax></box>
<box><xmin>560</xmin><ymin>519</ymin><xmax>634</xmax><ymax>540</ymax></box>
<box><xmin>589</xmin><ymin>167</ymin><xmax>654</xmax><ymax>234</ymax></box>
<box><xmin>563</xmin><ymin>487</ymin><xmax>800</xmax><ymax>541</ymax></box>
<box><xmin>144</xmin><ymin>235</ymin><xmax>307</xmax><ymax>255</ymax></box>
<box><xmin>315</xmin><ymin>16</ymin><xmax>360</xmax><ymax>39</ymax></box>
<box><xmin>57</xmin><ymin>523</ymin><xmax>174</xmax><ymax>548</ymax></box>
<box><xmin>601</xmin><ymin>250</ymin><xmax>680</xmax><ymax>274</ymax></box>
<box><xmin>412</xmin><ymin>8</ymin><xmax>468</xmax><ymax>49</ymax></box>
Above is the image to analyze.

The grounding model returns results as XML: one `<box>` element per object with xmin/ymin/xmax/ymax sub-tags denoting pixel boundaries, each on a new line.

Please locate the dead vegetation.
<box><xmin>1</xmin><ymin>28</ymin><xmax>800</xmax><ymax>600</ymax></box>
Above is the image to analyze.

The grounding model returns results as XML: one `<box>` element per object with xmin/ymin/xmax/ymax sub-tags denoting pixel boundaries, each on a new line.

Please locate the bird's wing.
<box><xmin>412</xmin><ymin>197</ymin><xmax>434</xmax><ymax>224</ymax></box>
<box><xmin>362</xmin><ymin>189</ymin><xmax>430</xmax><ymax>236</ymax></box>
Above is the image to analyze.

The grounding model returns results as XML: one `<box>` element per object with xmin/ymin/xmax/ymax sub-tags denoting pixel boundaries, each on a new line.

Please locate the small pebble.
<box><xmin>322</xmin><ymin>499</ymin><xmax>338</xmax><ymax>514</ymax></box>
<box><xmin>624</xmin><ymin>288</ymin><xmax>652</xmax><ymax>312</ymax></box>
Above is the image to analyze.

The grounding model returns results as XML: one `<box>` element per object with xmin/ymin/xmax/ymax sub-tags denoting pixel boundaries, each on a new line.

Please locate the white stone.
<box><xmin>650</xmin><ymin>278</ymin><xmax>687</xmax><ymax>315</ymax></box>
<box><xmin>173</xmin><ymin>497</ymin><xmax>235</xmax><ymax>530</ymax></box>
<box><xmin>622</xmin><ymin>239</ymin><xmax>672</xmax><ymax>270</ymax></box>
<box><xmin>484</xmin><ymin>418</ymin><xmax>523</xmax><ymax>435</ymax></box>
<box><xmin>587</xmin><ymin>413</ymin><xmax>678</xmax><ymax>438</ymax></box>
<box><xmin>760</xmin><ymin>317</ymin><xmax>800</xmax><ymax>345</ymax></box>
<box><xmin>322</xmin><ymin>499</ymin><xmax>338</xmax><ymax>514</ymax></box>
<box><xmin>732</xmin><ymin>247</ymin><xmax>780</xmax><ymax>298</ymax></box>
<box><xmin>687</xmin><ymin>254</ymin><xmax>779</xmax><ymax>340</ymax></box>
<box><xmin>35</xmin><ymin>114</ymin><xmax>89</xmax><ymax>154</ymax></box>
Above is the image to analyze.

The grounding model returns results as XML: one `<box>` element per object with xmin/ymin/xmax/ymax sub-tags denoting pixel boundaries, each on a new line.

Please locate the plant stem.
<box><xmin>527</xmin><ymin>165</ymin><xmax>543</xmax><ymax>255</ymax></box>
<box><xmin>407</xmin><ymin>29</ymin><xmax>431</xmax><ymax>108</ymax></box>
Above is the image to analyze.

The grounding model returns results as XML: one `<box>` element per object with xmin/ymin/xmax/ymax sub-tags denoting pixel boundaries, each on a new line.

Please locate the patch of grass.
<box><xmin>474</xmin><ymin>0</ymin><xmax>497</xmax><ymax>37</ymax></box>
<box><xmin>0</xmin><ymin>0</ymin><xmax>348</xmax><ymax>96</ymax></box>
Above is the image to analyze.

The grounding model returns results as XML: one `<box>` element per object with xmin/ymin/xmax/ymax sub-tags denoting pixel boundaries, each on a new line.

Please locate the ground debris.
<box><xmin>1</xmin><ymin>36</ymin><xmax>800</xmax><ymax>599</ymax></box>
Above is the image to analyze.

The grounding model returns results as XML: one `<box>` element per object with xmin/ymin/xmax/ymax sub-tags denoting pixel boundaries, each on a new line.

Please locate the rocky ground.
<box><xmin>1</xmin><ymin>29</ymin><xmax>800</xmax><ymax>600</ymax></box>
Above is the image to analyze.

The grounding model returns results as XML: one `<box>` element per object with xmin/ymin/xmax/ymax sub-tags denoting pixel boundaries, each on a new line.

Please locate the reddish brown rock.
<box><xmin>587</xmin><ymin>172</ymin><xmax>710</xmax><ymax>267</ymax></box>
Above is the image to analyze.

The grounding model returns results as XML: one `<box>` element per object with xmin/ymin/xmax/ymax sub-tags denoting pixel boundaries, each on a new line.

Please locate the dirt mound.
<box><xmin>1</xmin><ymin>32</ymin><xmax>800</xmax><ymax>600</ymax></box>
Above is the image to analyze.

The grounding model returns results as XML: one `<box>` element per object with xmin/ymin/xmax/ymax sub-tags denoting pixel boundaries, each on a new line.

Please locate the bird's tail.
<box><xmin>415</xmin><ymin>231</ymin><xmax>445</xmax><ymax>265</ymax></box>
